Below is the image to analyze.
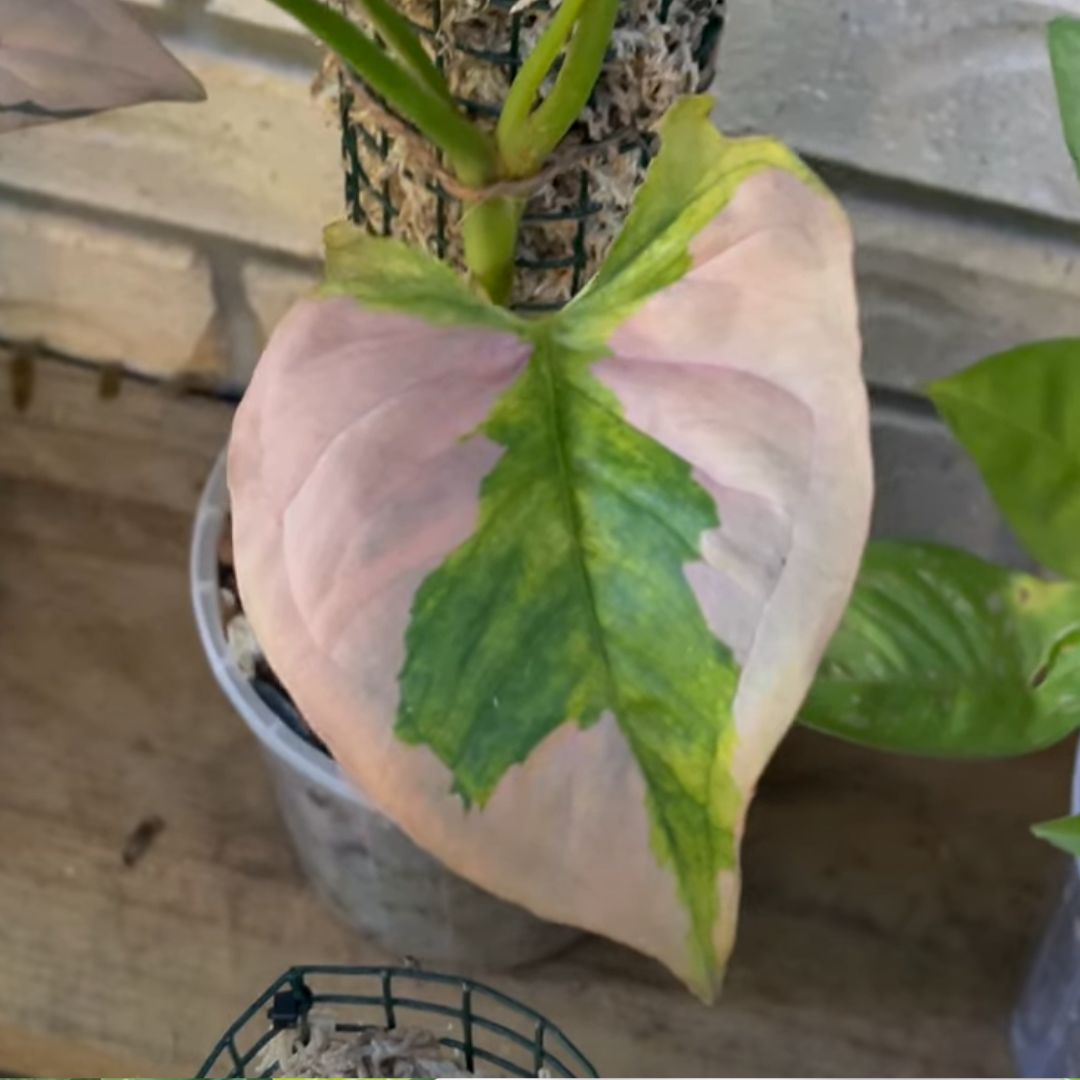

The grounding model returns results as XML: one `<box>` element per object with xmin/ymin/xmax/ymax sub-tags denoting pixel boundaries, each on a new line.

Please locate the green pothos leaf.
<box><xmin>228</xmin><ymin>95</ymin><xmax>870</xmax><ymax>996</ymax></box>
<box><xmin>928</xmin><ymin>339</ymin><xmax>1080</xmax><ymax>580</ymax></box>
<box><xmin>802</xmin><ymin>542</ymin><xmax>1080</xmax><ymax>756</ymax></box>
<box><xmin>1050</xmin><ymin>16</ymin><xmax>1080</xmax><ymax>181</ymax></box>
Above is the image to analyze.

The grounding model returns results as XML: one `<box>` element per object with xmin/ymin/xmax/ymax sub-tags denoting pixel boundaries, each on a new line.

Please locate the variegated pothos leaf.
<box><xmin>229</xmin><ymin>97</ymin><xmax>872</xmax><ymax>996</ymax></box>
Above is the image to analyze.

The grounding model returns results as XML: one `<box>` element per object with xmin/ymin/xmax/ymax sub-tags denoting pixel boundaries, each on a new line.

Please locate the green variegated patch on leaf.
<box><xmin>321</xmin><ymin>221</ymin><xmax>520</xmax><ymax>334</ymax></box>
<box><xmin>395</xmin><ymin>324</ymin><xmax>742</xmax><ymax>989</ymax></box>
<box><xmin>228</xmin><ymin>97</ymin><xmax>872</xmax><ymax>996</ymax></box>
<box><xmin>564</xmin><ymin>96</ymin><xmax>824</xmax><ymax>341</ymax></box>
<box><xmin>803</xmin><ymin>542</ymin><xmax>1080</xmax><ymax>756</ymax></box>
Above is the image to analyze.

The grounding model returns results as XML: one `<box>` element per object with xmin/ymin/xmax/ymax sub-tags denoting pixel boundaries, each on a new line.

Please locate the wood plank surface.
<box><xmin>0</xmin><ymin>351</ymin><xmax>1072</xmax><ymax>1077</ymax></box>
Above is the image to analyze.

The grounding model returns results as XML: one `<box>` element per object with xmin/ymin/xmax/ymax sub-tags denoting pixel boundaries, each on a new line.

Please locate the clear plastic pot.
<box><xmin>191</xmin><ymin>452</ymin><xmax>581</xmax><ymax>968</ymax></box>
<box><xmin>1011</xmin><ymin>739</ymin><xmax>1080</xmax><ymax>1076</ymax></box>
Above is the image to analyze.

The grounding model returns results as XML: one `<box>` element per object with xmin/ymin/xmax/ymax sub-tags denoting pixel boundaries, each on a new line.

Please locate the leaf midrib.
<box><xmin>536</xmin><ymin>341</ymin><xmax>720</xmax><ymax>973</ymax></box>
<box><xmin>535</xmin><ymin>340</ymin><xmax>620</xmax><ymax>705</ymax></box>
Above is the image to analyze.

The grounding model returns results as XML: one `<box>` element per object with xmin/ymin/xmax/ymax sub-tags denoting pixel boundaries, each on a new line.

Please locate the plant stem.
<box><xmin>480</xmin><ymin>0</ymin><xmax>622</xmax><ymax>297</ymax></box>
<box><xmin>496</xmin><ymin>0</ymin><xmax>590</xmax><ymax>171</ymax></box>
<box><xmin>348</xmin><ymin>0</ymin><xmax>457</xmax><ymax>107</ymax></box>
<box><xmin>496</xmin><ymin>0</ymin><xmax>621</xmax><ymax>179</ymax></box>
<box><xmin>461</xmin><ymin>197</ymin><xmax>524</xmax><ymax>305</ymax></box>
<box><xmin>265</xmin><ymin>0</ymin><xmax>496</xmax><ymax>185</ymax></box>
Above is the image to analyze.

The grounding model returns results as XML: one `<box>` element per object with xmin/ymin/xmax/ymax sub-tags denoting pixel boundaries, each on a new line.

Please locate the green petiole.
<box><xmin>265</xmin><ymin>0</ymin><xmax>496</xmax><ymax>186</ymax></box>
<box><xmin>496</xmin><ymin>0</ymin><xmax>591</xmax><ymax>174</ymax></box>
<box><xmin>348</xmin><ymin>0</ymin><xmax>458</xmax><ymax>107</ymax></box>
<box><xmin>496</xmin><ymin>0</ymin><xmax>621</xmax><ymax>178</ymax></box>
<box><xmin>460</xmin><ymin>196</ymin><xmax>525</xmax><ymax>306</ymax></box>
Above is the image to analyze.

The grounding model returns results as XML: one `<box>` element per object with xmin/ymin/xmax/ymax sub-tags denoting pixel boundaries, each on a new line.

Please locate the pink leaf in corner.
<box><xmin>0</xmin><ymin>0</ymin><xmax>204</xmax><ymax>133</ymax></box>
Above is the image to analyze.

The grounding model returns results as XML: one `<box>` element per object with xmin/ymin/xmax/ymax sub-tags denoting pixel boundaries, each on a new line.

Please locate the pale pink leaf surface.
<box><xmin>229</xmin><ymin>167</ymin><xmax>870</xmax><ymax>991</ymax></box>
<box><xmin>603</xmin><ymin>168</ymin><xmax>871</xmax><ymax>792</ymax></box>
<box><xmin>0</xmin><ymin>0</ymin><xmax>204</xmax><ymax>133</ymax></box>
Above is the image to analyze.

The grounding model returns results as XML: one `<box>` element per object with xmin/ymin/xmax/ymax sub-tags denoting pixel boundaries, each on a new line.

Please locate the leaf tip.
<box><xmin>1032</xmin><ymin>814</ymin><xmax>1080</xmax><ymax>857</ymax></box>
<box><xmin>323</xmin><ymin>218</ymin><xmax>364</xmax><ymax>251</ymax></box>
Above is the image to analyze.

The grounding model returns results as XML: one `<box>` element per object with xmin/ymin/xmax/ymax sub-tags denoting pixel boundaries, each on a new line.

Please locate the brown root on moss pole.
<box><xmin>332</xmin><ymin>0</ymin><xmax>724</xmax><ymax>308</ymax></box>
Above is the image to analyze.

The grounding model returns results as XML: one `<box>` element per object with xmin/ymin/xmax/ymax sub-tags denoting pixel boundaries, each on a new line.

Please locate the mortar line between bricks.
<box><xmin>0</xmin><ymin>336</ymin><xmax>244</xmax><ymax>406</ymax></box>
<box><xmin>805</xmin><ymin>154</ymin><xmax>1080</xmax><ymax>254</ymax></box>
<box><xmin>0</xmin><ymin>336</ymin><xmax>940</xmax><ymax>429</ymax></box>
<box><xmin>0</xmin><ymin>181</ymin><xmax>323</xmax><ymax>278</ymax></box>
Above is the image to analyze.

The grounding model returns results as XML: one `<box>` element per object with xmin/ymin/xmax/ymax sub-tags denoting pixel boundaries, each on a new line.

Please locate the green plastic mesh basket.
<box><xmin>197</xmin><ymin>964</ymin><xmax>598</xmax><ymax>1078</ymax></box>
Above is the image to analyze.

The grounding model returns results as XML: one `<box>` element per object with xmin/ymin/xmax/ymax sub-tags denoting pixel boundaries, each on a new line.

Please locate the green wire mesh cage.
<box><xmin>197</xmin><ymin>965</ymin><xmax>598</xmax><ymax>1078</ymax></box>
<box><xmin>335</xmin><ymin>0</ymin><xmax>725</xmax><ymax>310</ymax></box>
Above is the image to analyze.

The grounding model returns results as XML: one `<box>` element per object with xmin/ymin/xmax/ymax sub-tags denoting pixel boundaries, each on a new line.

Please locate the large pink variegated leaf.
<box><xmin>229</xmin><ymin>99</ymin><xmax>872</xmax><ymax>996</ymax></box>
<box><xmin>0</xmin><ymin>0</ymin><xmax>204</xmax><ymax>133</ymax></box>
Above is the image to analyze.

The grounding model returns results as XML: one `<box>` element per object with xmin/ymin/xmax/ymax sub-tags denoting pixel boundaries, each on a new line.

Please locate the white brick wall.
<box><xmin>242</xmin><ymin>261</ymin><xmax>319</xmax><ymax>359</ymax></box>
<box><xmin>0</xmin><ymin>199</ymin><xmax>218</xmax><ymax>373</ymax></box>
<box><xmin>844</xmin><ymin>181</ymin><xmax>1080</xmax><ymax>389</ymax></box>
<box><xmin>206</xmin><ymin>0</ymin><xmax>304</xmax><ymax>31</ymax></box>
<box><xmin>0</xmin><ymin>45</ymin><xmax>341</xmax><ymax>258</ymax></box>
<box><xmin>714</xmin><ymin>0</ymin><xmax>1080</xmax><ymax>222</ymax></box>
<box><xmin>0</xmin><ymin>0</ymin><xmax>332</xmax><ymax>378</ymax></box>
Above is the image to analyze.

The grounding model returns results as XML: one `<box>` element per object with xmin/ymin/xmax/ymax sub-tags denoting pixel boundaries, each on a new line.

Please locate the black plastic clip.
<box><xmin>267</xmin><ymin>981</ymin><xmax>315</xmax><ymax>1033</ymax></box>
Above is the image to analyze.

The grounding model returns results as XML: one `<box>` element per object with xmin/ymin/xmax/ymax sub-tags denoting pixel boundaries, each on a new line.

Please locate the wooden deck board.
<box><xmin>0</xmin><ymin>352</ymin><xmax>1071</xmax><ymax>1077</ymax></box>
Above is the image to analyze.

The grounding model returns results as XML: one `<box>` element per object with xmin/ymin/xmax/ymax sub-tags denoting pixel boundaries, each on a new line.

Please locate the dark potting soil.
<box><xmin>218</xmin><ymin>516</ymin><xmax>331</xmax><ymax>758</ymax></box>
<box><xmin>251</xmin><ymin>658</ymin><xmax>330</xmax><ymax>755</ymax></box>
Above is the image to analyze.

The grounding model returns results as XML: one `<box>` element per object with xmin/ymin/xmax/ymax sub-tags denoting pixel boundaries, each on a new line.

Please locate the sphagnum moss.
<box><xmin>336</xmin><ymin>0</ymin><xmax>724</xmax><ymax>307</ymax></box>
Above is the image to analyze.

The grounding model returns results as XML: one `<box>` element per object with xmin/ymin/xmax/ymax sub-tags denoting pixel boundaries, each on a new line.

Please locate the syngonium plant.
<box><xmin>229</xmin><ymin>0</ymin><xmax>873</xmax><ymax>997</ymax></box>
<box><xmin>0</xmin><ymin>0</ymin><xmax>204</xmax><ymax>132</ymax></box>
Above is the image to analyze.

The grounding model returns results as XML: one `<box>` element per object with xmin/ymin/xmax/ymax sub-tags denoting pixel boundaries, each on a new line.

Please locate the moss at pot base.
<box><xmin>256</xmin><ymin>1017</ymin><xmax>478</xmax><ymax>1078</ymax></box>
<box><xmin>196</xmin><ymin>965</ymin><xmax>597</xmax><ymax>1078</ymax></box>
